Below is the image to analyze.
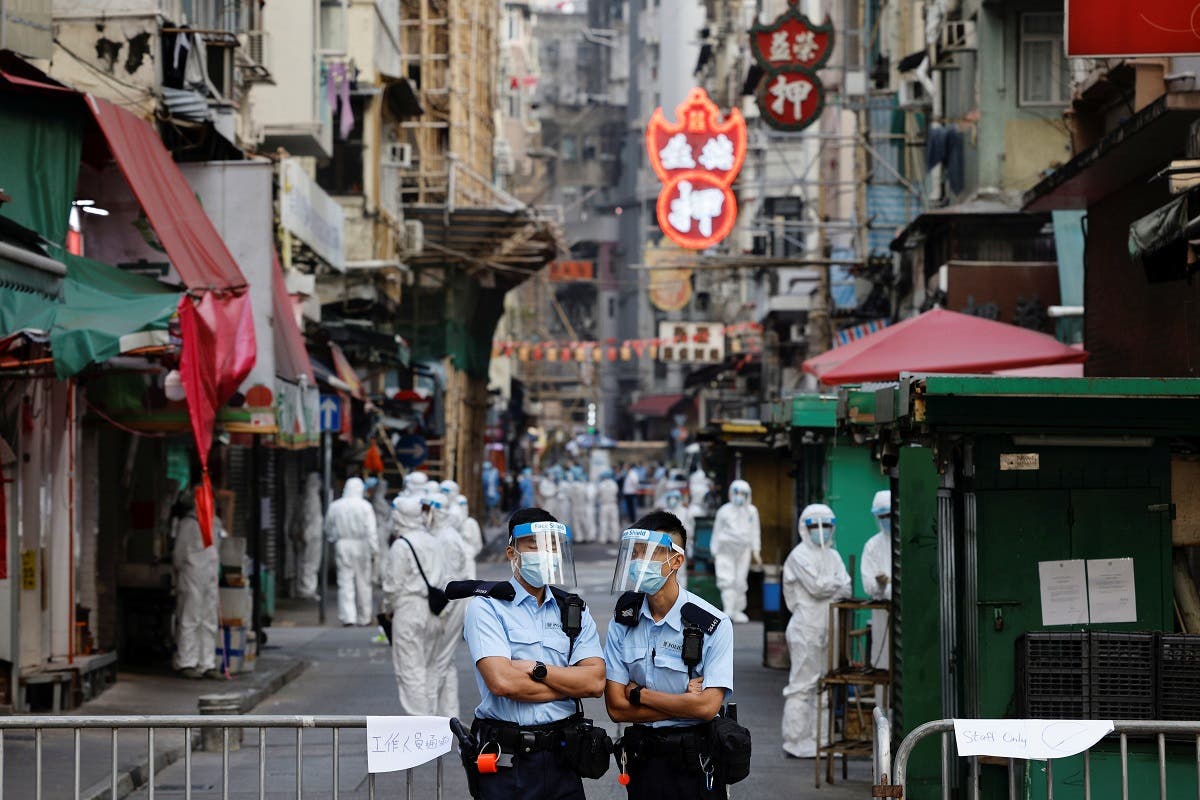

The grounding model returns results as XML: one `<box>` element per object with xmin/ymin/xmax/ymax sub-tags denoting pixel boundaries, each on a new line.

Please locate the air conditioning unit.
<box><xmin>898</xmin><ymin>78</ymin><xmax>932</xmax><ymax>110</ymax></box>
<box><xmin>403</xmin><ymin>220</ymin><xmax>424</xmax><ymax>256</ymax></box>
<box><xmin>940</xmin><ymin>20</ymin><xmax>977</xmax><ymax>52</ymax></box>
<box><xmin>382</xmin><ymin>143</ymin><xmax>413</xmax><ymax>168</ymax></box>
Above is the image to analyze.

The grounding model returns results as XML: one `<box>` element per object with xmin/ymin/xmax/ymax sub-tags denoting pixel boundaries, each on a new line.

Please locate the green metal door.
<box><xmin>824</xmin><ymin>436</ymin><xmax>888</xmax><ymax>598</ymax></box>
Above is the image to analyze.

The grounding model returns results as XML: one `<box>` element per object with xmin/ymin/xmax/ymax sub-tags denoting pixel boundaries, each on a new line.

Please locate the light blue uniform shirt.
<box><xmin>603</xmin><ymin>589</ymin><xmax>734</xmax><ymax>728</ymax></box>
<box><xmin>464</xmin><ymin>577</ymin><xmax>604</xmax><ymax>726</ymax></box>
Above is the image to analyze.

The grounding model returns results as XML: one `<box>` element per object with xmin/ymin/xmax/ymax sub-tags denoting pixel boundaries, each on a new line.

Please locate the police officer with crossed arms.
<box><xmin>605</xmin><ymin>510</ymin><xmax>749</xmax><ymax>799</ymax></box>
<box><xmin>451</xmin><ymin>508</ymin><xmax>610</xmax><ymax>799</ymax></box>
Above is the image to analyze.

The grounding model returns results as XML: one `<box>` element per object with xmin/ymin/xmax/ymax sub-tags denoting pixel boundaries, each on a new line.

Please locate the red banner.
<box><xmin>1067</xmin><ymin>0</ymin><xmax>1200</xmax><ymax>57</ymax></box>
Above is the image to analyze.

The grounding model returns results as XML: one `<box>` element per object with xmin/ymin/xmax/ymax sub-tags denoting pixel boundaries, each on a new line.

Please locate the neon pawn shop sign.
<box><xmin>749</xmin><ymin>0</ymin><xmax>833</xmax><ymax>132</ymax></box>
<box><xmin>645</xmin><ymin>88</ymin><xmax>747</xmax><ymax>250</ymax></box>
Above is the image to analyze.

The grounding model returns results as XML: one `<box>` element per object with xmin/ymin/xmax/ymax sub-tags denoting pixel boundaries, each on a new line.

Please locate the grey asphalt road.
<box><xmin>123</xmin><ymin>541</ymin><xmax>869</xmax><ymax>798</ymax></box>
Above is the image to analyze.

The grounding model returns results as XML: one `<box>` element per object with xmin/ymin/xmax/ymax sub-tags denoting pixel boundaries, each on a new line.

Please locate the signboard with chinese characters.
<box><xmin>548</xmin><ymin>260</ymin><xmax>595</xmax><ymax>282</ymax></box>
<box><xmin>657</xmin><ymin>322</ymin><xmax>726</xmax><ymax>363</ymax></box>
<box><xmin>1067</xmin><ymin>1</ymin><xmax>1200</xmax><ymax>57</ymax></box>
<box><xmin>280</xmin><ymin>157</ymin><xmax>346</xmax><ymax>272</ymax></box>
<box><xmin>645</xmin><ymin>88</ymin><xmax>747</xmax><ymax>250</ymax></box>
<box><xmin>749</xmin><ymin>1</ymin><xmax>833</xmax><ymax>131</ymax></box>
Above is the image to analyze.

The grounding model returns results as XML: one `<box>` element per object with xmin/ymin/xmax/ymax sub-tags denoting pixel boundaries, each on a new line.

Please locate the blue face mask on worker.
<box><xmin>732</xmin><ymin>493</ymin><xmax>747</xmax><ymax>506</ymax></box>
<box><xmin>807</xmin><ymin>525</ymin><xmax>834</xmax><ymax>546</ymax></box>
<box><xmin>515</xmin><ymin>551</ymin><xmax>561</xmax><ymax>588</ymax></box>
<box><xmin>627</xmin><ymin>558</ymin><xmax>677</xmax><ymax>595</ymax></box>
<box><xmin>876</xmin><ymin>516</ymin><xmax>892</xmax><ymax>534</ymax></box>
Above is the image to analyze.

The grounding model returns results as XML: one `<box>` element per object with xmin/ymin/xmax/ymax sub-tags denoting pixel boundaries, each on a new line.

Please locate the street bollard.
<box><xmin>198</xmin><ymin>694</ymin><xmax>244</xmax><ymax>752</ymax></box>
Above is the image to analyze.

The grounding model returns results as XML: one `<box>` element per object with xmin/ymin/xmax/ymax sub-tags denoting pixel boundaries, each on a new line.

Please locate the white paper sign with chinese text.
<box><xmin>1038</xmin><ymin>560</ymin><xmax>1089</xmax><ymax>626</ymax></box>
<box><xmin>366</xmin><ymin>716</ymin><xmax>453</xmax><ymax>773</ymax></box>
<box><xmin>1086</xmin><ymin>558</ymin><xmax>1137</xmax><ymax>623</ymax></box>
<box><xmin>954</xmin><ymin>719</ymin><xmax>1114</xmax><ymax>760</ymax></box>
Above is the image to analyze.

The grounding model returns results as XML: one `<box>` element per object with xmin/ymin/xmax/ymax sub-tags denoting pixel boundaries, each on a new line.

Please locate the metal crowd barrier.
<box><xmin>0</xmin><ymin>715</ymin><xmax>446</xmax><ymax>800</ymax></box>
<box><xmin>873</xmin><ymin>715</ymin><xmax>1200</xmax><ymax>800</ymax></box>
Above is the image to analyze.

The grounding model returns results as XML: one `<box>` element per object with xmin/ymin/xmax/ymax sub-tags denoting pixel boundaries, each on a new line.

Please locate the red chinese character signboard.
<box><xmin>749</xmin><ymin>0</ymin><xmax>833</xmax><ymax>131</ymax></box>
<box><xmin>645</xmin><ymin>88</ymin><xmax>747</xmax><ymax>250</ymax></box>
<box><xmin>1067</xmin><ymin>0</ymin><xmax>1200</xmax><ymax>57</ymax></box>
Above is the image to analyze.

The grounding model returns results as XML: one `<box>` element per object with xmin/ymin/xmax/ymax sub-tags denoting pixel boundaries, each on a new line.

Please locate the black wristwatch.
<box><xmin>629</xmin><ymin>684</ymin><xmax>644</xmax><ymax>706</ymax></box>
<box><xmin>531</xmin><ymin>661</ymin><xmax>548</xmax><ymax>682</ymax></box>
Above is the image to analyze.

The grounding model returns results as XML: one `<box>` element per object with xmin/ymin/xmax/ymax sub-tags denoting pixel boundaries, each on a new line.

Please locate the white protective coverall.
<box><xmin>782</xmin><ymin>504</ymin><xmax>852</xmax><ymax>757</ymax></box>
<box><xmin>688</xmin><ymin>468</ymin><xmax>711</xmax><ymax>518</ymax></box>
<box><xmin>451</xmin><ymin>499</ymin><xmax>483</xmax><ymax>579</ymax></box>
<box><xmin>173</xmin><ymin>502</ymin><xmax>219</xmax><ymax>673</ymax></box>
<box><xmin>710</xmin><ymin>480</ymin><xmax>761</xmax><ymax>623</ymax></box>
<box><xmin>382</xmin><ymin>496</ymin><xmax>445</xmax><ymax>714</ymax></box>
<box><xmin>536</xmin><ymin>476</ymin><xmax>565</xmax><ymax>522</ymax></box>
<box><xmin>371</xmin><ymin>478</ymin><xmax>393</xmax><ymax>583</ymax></box>
<box><xmin>326</xmin><ymin>478</ymin><xmax>378</xmax><ymax>625</ymax></box>
<box><xmin>577</xmin><ymin>478</ymin><xmax>597</xmax><ymax>543</ymax></box>
<box><xmin>559</xmin><ymin>475</ymin><xmax>582</xmax><ymax>540</ymax></box>
<box><xmin>429</xmin><ymin>499</ymin><xmax>469</xmax><ymax>717</ymax></box>
<box><xmin>596</xmin><ymin>475</ymin><xmax>621</xmax><ymax>544</ymax></box>
<box><xmin>861</xmin><ymin>489</ymin><xmax>893</xmax><ymax>669</ymax></box>
<box><xmin>296</xmin><ymin>473</ymin><xmax>324</xmax><ymax>599</ymax></box>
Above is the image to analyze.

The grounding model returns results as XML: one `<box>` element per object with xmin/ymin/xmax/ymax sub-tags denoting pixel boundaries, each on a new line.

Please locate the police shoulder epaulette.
<box><xmin>548</xmin><ymin>585</ymin><xmax>586</xmax><ymax>608</ymax></box>
<box><xmin>444</xmin><ymin>580</ymin><xmax>517</xmax><ymax>601</ymax></box>
<box><xmin>614</xmin><ymin>591</ymin><xmax>644</xmax><ymax>626</ymax></box>
<box><xmin>680</xmin><ymin>602</ymin><xmax>721</xmax><ymax>635</ymax></box>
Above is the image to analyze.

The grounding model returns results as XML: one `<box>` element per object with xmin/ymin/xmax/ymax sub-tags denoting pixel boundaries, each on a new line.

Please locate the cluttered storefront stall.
<box><xmin>842</xmin><ymin>375</ymin><xmax>1200</xmax><ymax>799</ymax></box>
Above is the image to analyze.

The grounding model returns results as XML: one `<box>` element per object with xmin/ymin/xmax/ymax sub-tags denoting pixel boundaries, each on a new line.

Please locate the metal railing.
<box><xmin>0</xmin><ymin>715</ymin><xmax>445</xmax><ymax>800</ymax></box>
<box><xmin>875</xmin><ymin>717</ymin><xmax>1200</xmax><ymax>800</ymax></box>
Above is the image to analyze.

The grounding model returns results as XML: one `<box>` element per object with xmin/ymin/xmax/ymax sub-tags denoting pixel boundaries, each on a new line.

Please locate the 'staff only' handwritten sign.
<box><xmin>366</xmin><ymin>716</ymin><xmax>454</xmax><ymax>773</ymax></box>
<box><xmin>954</xmin><ymin>719</ymin><xmax>1114</xmax><ymax>761</ymax></box>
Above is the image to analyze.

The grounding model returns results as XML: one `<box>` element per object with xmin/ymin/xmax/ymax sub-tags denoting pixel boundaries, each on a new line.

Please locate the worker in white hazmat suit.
<box><xmin>578</xmin><ymin>467</ymin><xmax>598</xmax><ymax>543</ymax></box>
<box><xmin>710</xmin><ymin>479</ymin><xmax>762</xmax><ymax>623</ymax></box>
<box><xmin>295</xmin><ymin>472</ymin><xmax>324</xmax><ymax>599</ymax></box>
<box><xmin>782</xmin><ymin>504</ymin><xmax>852</xmax><ymax>757</ymax></box>
<box><xmin>402</xmin><ymin>471</ymin><xmax>429</xmax><ymax>499</ymax></box>
<box><xmin>173</xmin><ymin>488</ymin><xmax>220</xmax><ymax>677</ymax></box>
<box><xmin>688</xmin><ymin>468</ymin><xmax>711</xmax><ymax>518</ymax></box>
<box><xmin>427</xmin><ymin>495</ymin><xmax>468</xmax><ymax>717</ymax></box>
<box><xmin>861</xmin><ymin>490</ymin><xmax>893</xmax><ymax>669</ymax></box>
<box><xmin>382</xmin><ymin>495</ymin><xmax>444</xmax><ymax>713</ymax></box>
<box><xmin>659</xmin><ymin>489</ymin><xmax>693</xmax><ymax>591</ymax></box>
<box><xmin>440</xmin><ymin>479</ymin><xmax>461</xmax><ymax>505</ymax></box>
<box><xmin>536</xmin><ymin>475</ymin><xmax>564</xmax><ymax>524</ymax></box>
<box><xmin>559</xmin><ymin>468</ymin><xmax>582</xmax><ymax>540</ymax></box>
<box><xmin>451</xmin><ymin>496</ymin><xmax>484</xmax><ymax>579</ymax></box>
<box><xmin>325</xmin><ymin>477</ymin><xmax>378</xmax><ymax>626</ymax></box>
<box><xmin>596</xmin><ymin>470</ymin><xmax>620</xmax><ymax>544</ymax></box>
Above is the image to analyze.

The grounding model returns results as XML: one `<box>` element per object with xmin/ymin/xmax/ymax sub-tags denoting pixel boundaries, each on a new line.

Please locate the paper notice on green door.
<box><xmin>1038</xmin><ymin>559</ymin><xmax>1088</xmax><ymax>625</ymax></box>
<box><xmin>1087</xmin><ymin>558</ymin><xmax>1137</xmax><ymax>623</ymax></box>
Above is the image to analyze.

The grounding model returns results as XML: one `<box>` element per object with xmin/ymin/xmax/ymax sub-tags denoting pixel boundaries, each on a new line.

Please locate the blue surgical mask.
<box><xmin>732</xmin><ymin>494</ymin><xmax>746</xmax><ymax>506</ymax></box>
<box><xmin>628</xmin><ymin>559</ymin><xmax>672</xmax><ymax>595</ymax></box>
<box><xmin>876</xmin><ymin>517</ymin><xmax>892</xmax><ymax>534</ymax></box>
<box><xmin>516</xmin><ymin>552</ymin><xmax>560</xmax><ymax>588</ymax></box>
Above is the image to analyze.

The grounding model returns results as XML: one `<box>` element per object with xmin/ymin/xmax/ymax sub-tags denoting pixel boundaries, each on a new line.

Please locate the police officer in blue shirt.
<box><xmin>458</xmin><ymin>508</ymin><xmax>609</xmax><ymax>799</ymax></box>
<box><xmin>605</xmin><ymin>511</ymin><xmax>738</xmax><ymax>799</ymax></box>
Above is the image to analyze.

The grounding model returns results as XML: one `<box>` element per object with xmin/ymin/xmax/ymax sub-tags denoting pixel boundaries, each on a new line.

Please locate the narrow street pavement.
<box><xmin>114</xmin><ymin>542</ymin><xmax>868</xmax><ymax>799</ymax></box>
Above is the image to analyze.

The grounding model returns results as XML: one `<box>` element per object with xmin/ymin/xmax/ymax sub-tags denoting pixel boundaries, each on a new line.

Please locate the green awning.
<box><xmin>0</xmin><ymin>254</ymin><xmax>181</xmax><ymax>377</ymax></box>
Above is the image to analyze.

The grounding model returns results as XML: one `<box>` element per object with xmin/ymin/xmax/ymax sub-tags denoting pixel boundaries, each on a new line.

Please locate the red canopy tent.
<box><xmin>803</xmin><ymin>308</ymin><xmax>1088</xmax><ymax>386</ymax></box>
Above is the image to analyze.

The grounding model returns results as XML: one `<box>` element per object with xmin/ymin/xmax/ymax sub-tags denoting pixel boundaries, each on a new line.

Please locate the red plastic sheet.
<box><xmin>804</xmin><ymin>308</ymin><xmax>1089</xmax><ymax>386</ymax></box>
<box><xmin>271</xmin><ymin>249</ymin><xmax>313</xmax><ymax>384</ymax></box>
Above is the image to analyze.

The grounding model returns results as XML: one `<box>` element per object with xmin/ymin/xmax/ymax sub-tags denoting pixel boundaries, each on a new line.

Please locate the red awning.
<box><xmin>628</xmin><ymin>393</ymin><xmax>690</xmax><ymax>417</ymax></box>
<box><xmin>804</xmin><ymin>308</ymin><xmax>1089</xmax><ymax>386</ymax></box>
<box><xmin>272</xmin><ymin>249</ymin><xmax>313</xmax><ymax>383</ymax></box>
<box><xmin>87</xmin><ymin>95</ymin><xmax>248</xmax><ymax>292</ymax></box>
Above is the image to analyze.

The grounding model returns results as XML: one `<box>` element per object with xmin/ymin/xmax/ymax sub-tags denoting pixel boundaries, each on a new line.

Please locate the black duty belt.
<box><xmin>626</xmin><ymin>722</ymin><xmax>713</xmax><ymax>761</ymax></box>
<box><xmin>473</xmin><ymin>713</ymin><xmax>582</xmax><ymax>755</ymax></box>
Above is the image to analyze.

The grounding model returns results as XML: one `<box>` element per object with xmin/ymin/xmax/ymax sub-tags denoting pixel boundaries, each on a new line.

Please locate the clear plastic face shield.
<box><xmin>800</xmin><ymin>507</ymin><xmax>837</xmax><ymax>549</ymax></box>
<box><xmin>871</xmin><ymin>490</ymin><xmax>892</xmax><ymax>534</ymax></box>
<box><xmin>729</xmin><ymin>481</ymin><xmax>750</xmax><ymax>506</ymax></box>
<box><xmin>508</xmin><ymin>521</ymin><xmax>576</xmax><ymax>589</ymax></box>
<box><xmin>663</xmin><ymin>491</ymin><xmax>683</xmax><ymax>510</ymax></box>
<box><xmin>611</xmin><ymin>528</ymin><xmax>687</xmax><ymax>594</ymax></box>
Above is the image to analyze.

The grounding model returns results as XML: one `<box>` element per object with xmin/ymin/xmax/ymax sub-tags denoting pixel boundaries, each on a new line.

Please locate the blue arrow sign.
<box><xmin>394</xmin><ymin>434</ymin><xmax>428</xmax><ymax>469</ymax></box>
<box><xmin>319</xmin><ymin>394</ymin><xmax>342</xmax><ymax>432</ymax></box>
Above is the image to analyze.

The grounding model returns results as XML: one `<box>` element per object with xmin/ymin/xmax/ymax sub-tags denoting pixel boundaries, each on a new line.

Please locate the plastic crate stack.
<box><xmin>1017</xmin><ymin>632</ymin><xmax>1090</xmax><ymax>719</ymax></box>
<box><xmin>1018</xmin><ymin>631</ymin><xmax>1200</xmax><ymax>719</ymax></box>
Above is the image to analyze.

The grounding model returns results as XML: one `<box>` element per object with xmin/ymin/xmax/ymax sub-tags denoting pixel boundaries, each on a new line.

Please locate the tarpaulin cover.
<box><xmin>178</xmin><ymin>293</ymin><xmax>256</xmax><ymax>545</ymax></box>
<box><xmin>628</xmin><ymin>393</ymin><xmax>690</xmax><ymax>418</ymax></box>
<box><xmin>88</xmin><ymin>94</ymin><xmax>255</xmax><ymax>547</ymax></box>
<box><xmin>328</xmin><ymin>341</ymin><xmax>364</xmax><ymax>400</ymax></box>
<box><xmin>271</xmin><ymin>249</ymin><xmax>313</xmax><ymax>384</ymax></box>
<box><xmin>804</xmin><ymin>308</ymin><xmax>1089</xmax><ymax>386</ymax></box>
